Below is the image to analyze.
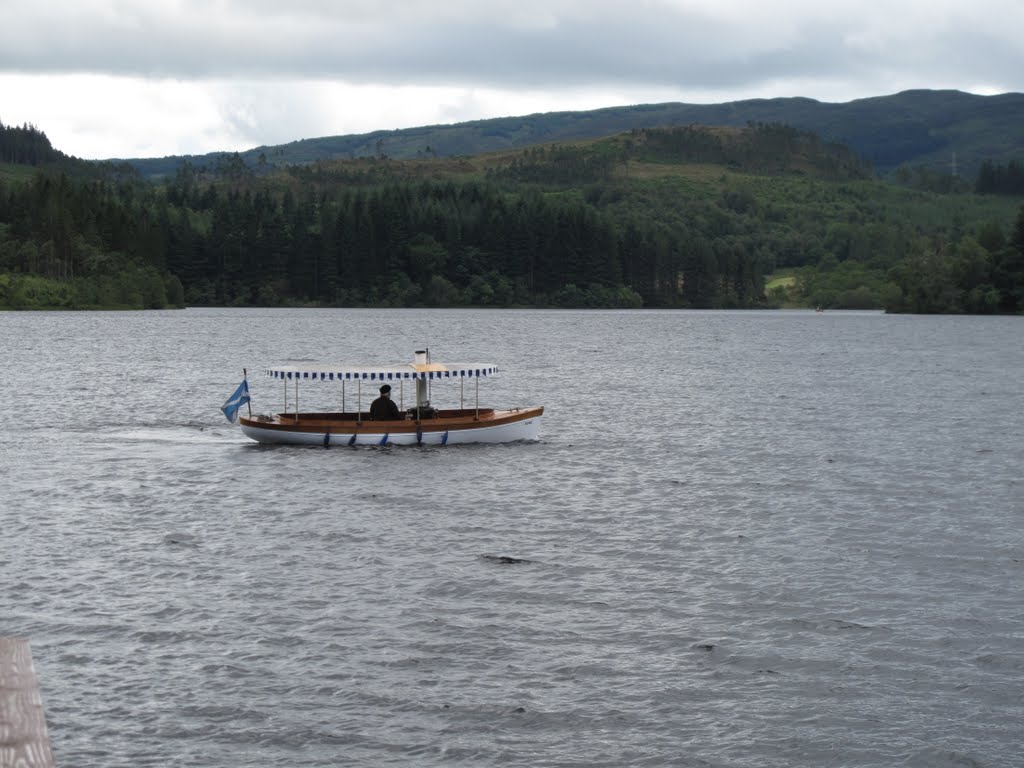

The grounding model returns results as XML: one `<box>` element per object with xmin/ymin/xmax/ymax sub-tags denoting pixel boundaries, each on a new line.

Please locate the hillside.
<box><xmin>3</xmin><ymin>120</ymin><xmax>1023</xmax><ymax>314</ymax></box>
<box><xmin>116</xmin><ymin>90</ymin><xmax>1024</xmax><ymax>181</ymax></box>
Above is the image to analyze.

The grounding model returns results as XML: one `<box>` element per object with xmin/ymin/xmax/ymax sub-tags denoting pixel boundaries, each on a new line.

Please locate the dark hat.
<box><xmin>380</xmin><ymin>384</ymin><xmax>392</xmax><ymax>394</ymax></box>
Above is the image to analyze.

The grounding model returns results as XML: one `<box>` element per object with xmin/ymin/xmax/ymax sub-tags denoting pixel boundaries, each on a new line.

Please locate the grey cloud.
<box><xmin>1</xmin><ymin>1</ymin><xmax>1021</xmax><ymax>95</ymax></box>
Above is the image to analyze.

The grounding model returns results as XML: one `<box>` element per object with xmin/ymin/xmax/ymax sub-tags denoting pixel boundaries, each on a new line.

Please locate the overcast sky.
<box><xmin>2</xmin><ymin>0</ymin><xmax>1022</xmax><ymax>160</ymax></box>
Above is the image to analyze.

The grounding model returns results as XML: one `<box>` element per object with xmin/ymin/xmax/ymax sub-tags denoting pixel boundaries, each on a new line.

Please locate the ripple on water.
<box><xmin>2</xmin><ymin>309</ymin><xmax>1023</xmax><ymax>767</ymax></box>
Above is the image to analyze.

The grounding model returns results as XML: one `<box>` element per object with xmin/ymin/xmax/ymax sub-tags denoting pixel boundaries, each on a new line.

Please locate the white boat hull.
<box><xmin>239</xmin><ymin>409</ymin><xmax>541</xmax><ymax>446</ymax></box>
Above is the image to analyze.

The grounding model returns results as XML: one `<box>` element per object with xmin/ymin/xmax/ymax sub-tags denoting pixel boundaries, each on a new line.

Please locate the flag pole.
<box><xmin>244</xmin><ymin>368</ymin><xmax>252</xmax><ymax>417</ymax></box>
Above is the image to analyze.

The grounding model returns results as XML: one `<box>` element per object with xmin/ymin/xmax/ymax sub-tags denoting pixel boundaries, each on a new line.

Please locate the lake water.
<box><xmin>1</xmin><ymin>308</ymin><xmax>1022</xmax><ymax>768</ymax></box>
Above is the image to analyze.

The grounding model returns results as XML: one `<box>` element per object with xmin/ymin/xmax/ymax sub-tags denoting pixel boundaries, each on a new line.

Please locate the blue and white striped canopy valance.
<box><xmin>264</xmin><ymin>363</ymin><xmax>498</xmax><ymax>382</ymax></box>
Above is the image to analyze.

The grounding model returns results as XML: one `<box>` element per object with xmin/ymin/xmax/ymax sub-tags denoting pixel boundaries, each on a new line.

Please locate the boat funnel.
<box><xmin>414</xmin><ymin>349</ymin><xmax>430</xmax><ymax>410</ymax></box>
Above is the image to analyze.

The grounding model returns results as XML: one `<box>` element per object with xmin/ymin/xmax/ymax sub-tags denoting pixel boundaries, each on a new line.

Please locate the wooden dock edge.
<box><xmin>0</xmin><ymin>637</ymin><xmax>55</xmax><ymax>768</ymax></box>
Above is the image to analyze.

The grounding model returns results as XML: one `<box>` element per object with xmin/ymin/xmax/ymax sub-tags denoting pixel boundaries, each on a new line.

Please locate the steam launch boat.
<box><xmin>237</xmin><ymin>350</ymin><xmax>543</xmax><ymax>446</ymax></box>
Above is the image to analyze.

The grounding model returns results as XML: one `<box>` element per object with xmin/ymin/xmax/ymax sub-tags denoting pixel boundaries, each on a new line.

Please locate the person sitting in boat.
<box><xmin>369</xmin><ymin>384</ymin><xmax>401</xmax><ymax>420</ymax></box>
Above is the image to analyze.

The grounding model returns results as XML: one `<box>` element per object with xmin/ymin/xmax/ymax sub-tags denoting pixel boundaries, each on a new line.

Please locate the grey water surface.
<box><xmin>1</xmin><ymin>308</ymin><xmax>1022</xmax><ymax>768</ymax></box>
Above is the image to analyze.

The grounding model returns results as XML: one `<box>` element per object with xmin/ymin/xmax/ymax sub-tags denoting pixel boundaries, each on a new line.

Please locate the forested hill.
<box><xmin>0</xmin><ymin>121</ymin><xmax>107</xmax><ymax>177</ymax></box>
<box><xmin>3</xmin><ymin>119</ymin><xmax>1023</xmax><ymax>314</ymax></box>
<box><xmin>116</xmin><ymin>90</ymin><xmax>1024</xmax><ymax>181</ymax></box>
<box><xmin>0</xmin><ymin>122</ymin><xmax>63</xmax><ymax>165</ymax></box>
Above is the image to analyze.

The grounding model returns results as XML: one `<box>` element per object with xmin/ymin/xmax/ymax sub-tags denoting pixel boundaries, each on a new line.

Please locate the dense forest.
<box><xmin>1</xmin><ymin>121</ymin><xmax>1023</xmax><ymax>313</ymax></box>
<box><xmin>975</xmin><ymin>160</ymin><xmax>1024</xmax><ymax>195</ymax></box>
<box><xmin>0</xmin><ymin>121</ymin><xmax>63</xmax><ymax>166</ymax></box>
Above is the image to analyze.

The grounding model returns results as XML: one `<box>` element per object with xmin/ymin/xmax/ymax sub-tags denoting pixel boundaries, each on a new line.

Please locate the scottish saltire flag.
<box><xmin>221</xmin><ymin>378</ymin><xmax>250</xmax><ymax>423</ymax></box>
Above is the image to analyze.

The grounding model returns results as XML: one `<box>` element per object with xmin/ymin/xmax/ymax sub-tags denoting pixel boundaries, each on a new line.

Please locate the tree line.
<box><xmin>0</xmin><ymin>122</ymin><xmax>62</xmax><ymax>166</ymax></box>
<box><xmin>160</xmin><ymin>174</ymin><xmax>749</xmax><ymax>308</ymax></box>
<box><xmin>1</xmin><ymin>122</ymin><xmax>1023</xmax><ymax>313</ymax></box>
<box><xmin>975</xmin><ymin>160</ymin><xmax>1024</xmax><ymax>196</ymax></box>
<box><xmin>785</xmin><ymin>213</ymin><xmax>1024</xmax><ymax>314</ymax></box>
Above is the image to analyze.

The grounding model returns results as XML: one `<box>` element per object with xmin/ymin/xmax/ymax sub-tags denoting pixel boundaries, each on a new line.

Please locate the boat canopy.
<box><xmin>263</xmin><ymin>362</ymin><xmax>498</xmax><ymax>382</ymax></box>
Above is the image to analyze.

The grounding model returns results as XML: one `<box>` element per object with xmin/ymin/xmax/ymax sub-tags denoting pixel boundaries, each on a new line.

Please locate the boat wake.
<box><xmin>94</xmin><ymin>423</ymin><xmax>246</xmax><ymax>445</ymax></box>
